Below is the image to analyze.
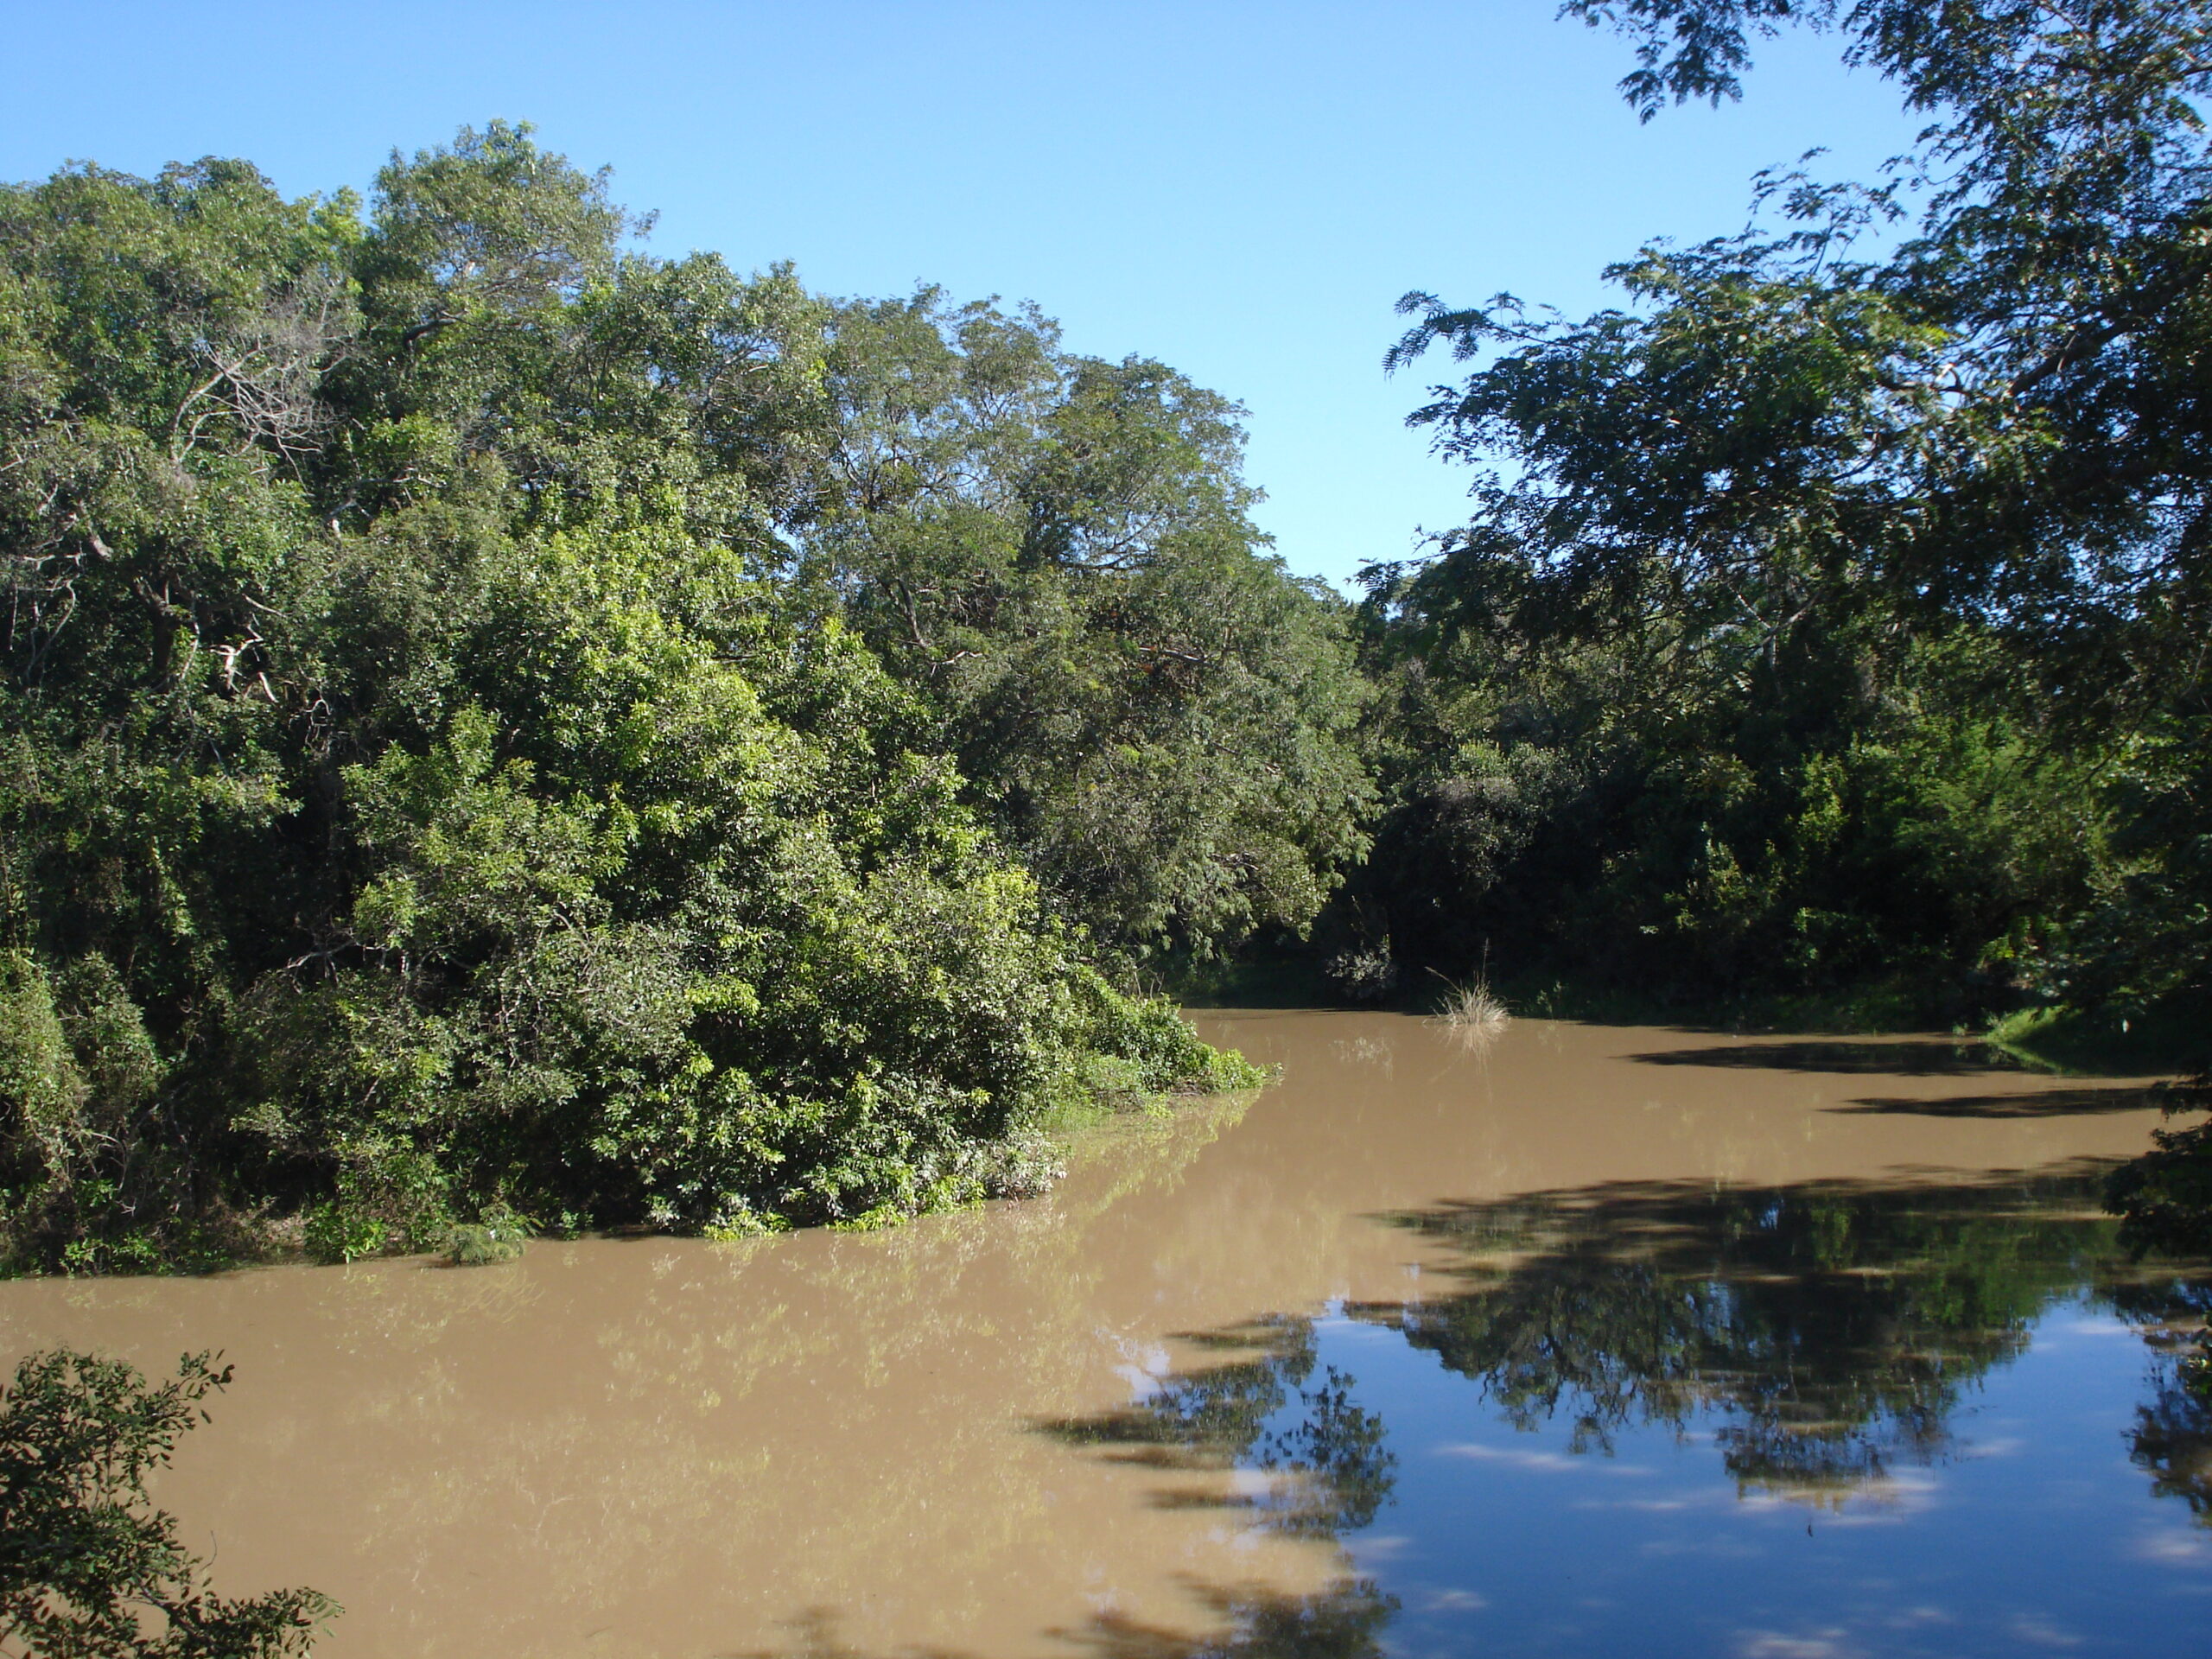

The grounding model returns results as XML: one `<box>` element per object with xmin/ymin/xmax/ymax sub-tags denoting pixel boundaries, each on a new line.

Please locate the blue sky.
<box><xmin>0</xmin><ymin>2</ymin><xmax>1917</xmax><ymax>588</ymax></box>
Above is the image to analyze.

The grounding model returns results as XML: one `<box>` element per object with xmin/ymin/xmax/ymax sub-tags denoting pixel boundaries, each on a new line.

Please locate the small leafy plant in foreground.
<box><xmin>0</xmin><ymin>1348</ymin><xmax>335</xmax><ymax>1657</ymax></box>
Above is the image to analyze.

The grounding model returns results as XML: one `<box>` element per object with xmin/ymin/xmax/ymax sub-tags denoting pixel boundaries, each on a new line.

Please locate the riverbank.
<box><xmin>1173</xmin><ymin>955</ymin><xmax>2204</xmax><ymax>1079</ymax></box>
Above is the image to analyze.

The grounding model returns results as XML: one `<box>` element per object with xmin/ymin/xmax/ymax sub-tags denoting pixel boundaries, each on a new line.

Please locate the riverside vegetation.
<box><xmin>0</xmin><ymin>127</ymin><xmax>1319</xmax><ymax>1274</ymax></box>
<box><xmin>13</xmin><ymin>14</ymin><xmax>2212</xmax><ymax>1656</ymax></box>
<box><xmin>0</xmin><ymin>2</ymin><xmax>2209</xmax><ymax>1278</ymax></box>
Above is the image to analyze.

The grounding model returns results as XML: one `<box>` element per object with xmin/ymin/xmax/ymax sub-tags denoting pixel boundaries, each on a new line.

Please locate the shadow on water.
<box><xmin>737</xmin><ymin>1164</ymin><xmax>2212</xmax><ymax>1659</ymax></box>
<box><xmin>1625</xmin><ymin>1039</ymin><xmax>2036</xmax><ymax>1075</ymax></box>
<box><xmin>1035</xmin><ymin>1316</ymin><xmax>1398</xmax><ymax>1537</ymax></box>
<box><xmin>1005</xmin><ymin>1161</ymin><xmax>2212</xmax><ymax>1658</ymax></box>
<box><xmin>1828</xmin><ymin>1085</ymin><xmax>2164</xmax><ymax>1118</ymax></box>
<box><xmin>2122</xmin><ymin>1278</ymin><xmax>2212</xmax><ymax>1521</ymax></box>
<box><xmin>733</xmin><ymin>1302</ymin><xmax>1410</xmax><ymax>1659</ymax></box>
<box><xmin>735</xmin><ymin>1582</ymin><xmax>1398</xmax><ymax>1659</ymax></box>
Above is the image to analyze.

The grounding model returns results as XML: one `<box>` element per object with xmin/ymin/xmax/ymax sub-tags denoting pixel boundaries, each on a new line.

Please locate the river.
<box><xmin>3</xmin><ymin>1012</ymin><xmax>2206</xmax><ymax>1658</ymax></box>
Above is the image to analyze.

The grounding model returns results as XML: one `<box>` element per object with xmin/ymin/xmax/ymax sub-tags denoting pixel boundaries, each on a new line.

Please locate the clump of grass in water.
<box><xmin>1431</xmin><ymin>970</ymin><xmax>1510</xmax><ymax>1050</ymax></box>
<box><xmin>443</xmin><ymin>1202</ymin><xmax>531</xmax><ymax>1267</ymax></box>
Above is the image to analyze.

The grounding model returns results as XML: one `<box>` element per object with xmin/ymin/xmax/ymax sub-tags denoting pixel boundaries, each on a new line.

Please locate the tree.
<box><xmin>0</xmin><ymin>1350</ymin><xmax>334</xmax><ymax>1657</ymax></box>
<box><xmin>807</xmin><ymin>289</ymin><xmax>1372</xmax><ymax>961</ymax></box>
<box><xmin>0</xmin><ymin>130</ymin><xmax>1265</xmax><ymax>1270</ymax></box>
<box><xmin>1358</xmin><ymin>0</ymin><xmax>2211</xmax><ymax>1023</ymax></box>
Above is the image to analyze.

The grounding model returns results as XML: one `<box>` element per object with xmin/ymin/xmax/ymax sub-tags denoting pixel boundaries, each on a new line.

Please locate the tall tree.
<box><xmin>0</xmin><ymin>130</ymin><xmax>1263</xmax><ymax>1271</ymax></box>
<box><xmin>1360</xmin><ymin>0</ymin><xmax>2212</xmax><ymax>1021</ymax></box>
<box><xmin>807</xmin><ymin>289</ymin><xmax>1372</xmax><ymax>962</ymax></box>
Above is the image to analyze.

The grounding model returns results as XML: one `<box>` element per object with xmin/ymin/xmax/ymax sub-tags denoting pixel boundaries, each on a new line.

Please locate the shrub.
<box><xmin>443</xmin><ymin>1201</ymin><xmax>530</xmax><ymax>1267</ymax></box>
<box><xmin>0</xmin><ymin>1349</ymin><xmax>336</xmax><ymax>1657</ymax></box>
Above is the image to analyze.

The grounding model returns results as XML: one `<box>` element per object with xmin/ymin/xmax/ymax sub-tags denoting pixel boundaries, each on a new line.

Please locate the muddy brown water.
<box><xmin>3</xmin><ymin>1013</ymin><xmax>2205</xmax><ymax>1658</ymax></box>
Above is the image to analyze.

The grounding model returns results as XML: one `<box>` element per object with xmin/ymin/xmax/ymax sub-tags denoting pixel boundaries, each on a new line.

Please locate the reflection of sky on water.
<box><xmin>1211</xmin><ymin>1309</ymin><xmax>2212</xmax><ymax>1654</ymax></box>
<box><xmin>1065</xmin><ymin>1173</ymin><xmax>2212</xmax><ymax>1658</ymax></box>
<box><xmin>1306</xmin><ymin>1300</ymin><xmax>2207</xmax><ymax>1657</ymax></box>
<box><xmin>6</xmin><ymin>1014</ymin><xmax>2201</xmax><ymax>1659</ymax></box>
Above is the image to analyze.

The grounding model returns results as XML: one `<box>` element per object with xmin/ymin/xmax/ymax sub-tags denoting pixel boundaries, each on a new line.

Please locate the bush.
<box><xmin>443</xmin><ymin>1201</ymin><xmax>530</xmax><ymax>1266</ymax></box>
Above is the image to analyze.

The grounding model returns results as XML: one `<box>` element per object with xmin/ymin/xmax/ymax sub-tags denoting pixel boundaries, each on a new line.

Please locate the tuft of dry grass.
<box><xmin>1431</xmin><ymin>973</ymin><xmax>1510</xmax><ymax>1050</ymax></box>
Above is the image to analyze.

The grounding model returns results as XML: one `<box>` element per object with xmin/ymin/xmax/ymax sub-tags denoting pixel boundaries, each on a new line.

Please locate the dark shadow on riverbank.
<box><xmin>1829</xmin><ymin>1086</ymin><xmax>2164</xmax><ymax>1118</ymax></box>
<box><xmin>1625</xmin><ymin>1039</ymin><xmax>2034</xmax><ymax>1076</ymax></box>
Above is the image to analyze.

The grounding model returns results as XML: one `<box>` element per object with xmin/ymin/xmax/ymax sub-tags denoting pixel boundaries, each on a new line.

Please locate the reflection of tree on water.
<box><xmin>742</xmin><ymin>1580</ymin><xmax>1396</xmax><ymax>1659</ymax></box>
<box><xmin>1049</xmin><ymin>1580</ymin><xmax>1396</xmax><ymax>1659</ymax></box>
<box><xmin>1040</xmin><ymin>1165</ymin><xmax>2212</xmax><ymax>1535</ymax></box>
<box><xmin>1015</xmin><ymin>1166</ymin><xmax>2212</xmax><ymax>1659</ymax></box>
<box><xmin>2131</xmin><ymin>1357</ymin><xmax>2212</xmax><ymax>1517</ymax></box>
<box><xmin>1358</xmin><ymin>1166</ymin><xmax>2212</xmax><ymax>1505</ymax></box>
<box><xmin>749</xmin><ymin>1328</ymin><xmax>1401</xmax><ymax>1659</ymax></box>
<box><xmin>2117</xmin><ymin>1279</ymin><xmax>2212</xmax><ymax>1518</ymax></box>
<box><xmin>1037</xmin><ymin>1317</ymin><xmax>1397</xmax><ymax>1656</ymax></box>
<box><xmin>1039</xmin><ymin>1316</ymin><xmax>1397</xmax><ymax>1538</ymax></box>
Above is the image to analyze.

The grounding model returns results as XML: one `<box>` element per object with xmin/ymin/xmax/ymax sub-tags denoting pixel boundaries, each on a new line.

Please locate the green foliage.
<box><xmin>1066</xmin><ymin>964</ymin><xmax>1269</xmax><ymax>1096</ymax></box>
<box><xmin>0</xmin><ymin>950</ymin><xmax>84</xmax><ymax>1180</ymax></box>
<box><xmin>1348</xmin><ymin>0</ymin><xmax>2212</xmax><ymax>1245</ymax></box>
<box><xmin>1349</xmin><ymin>602</ymin><xmax>2113</xmax><ymax>1015</ymax></box>
<box><xmin>301</xmin><ymin>1205</ymin><xmax>388</xmax><ymax>1267</ymax></box>
<box><xmin>1351</xmin><ymin>0</ymin><xmax>2212</xmax><ymax>1040</ymax></box>
<box><xmin>0</xmin><ymin>127</ymin><xmax>1265</xmax><ymax>1272</ymax></box>
<box><xmin>2110</xmin><ymin>1111</ymin><xmax>2212</xmax><ymax>1260</ymax></box>
<box><xmin>2108</xmin><ymin>1066</ymin><xmax>2212</xmax><ymax>1262</ymax></box>
<box><xmin>808</xmin><ymin>289</ymin><xmax>1372</xmax><ymax>960</ymax></box>
<box><xmin>0</xmin><ymin>1349</ymin><xmax>335</xmax><ymax>1656</ymax></box>
<box><xmin>443</xmin><ymin>1200</ymin><xmax>530</xmax><ymax>1266</ymax></box>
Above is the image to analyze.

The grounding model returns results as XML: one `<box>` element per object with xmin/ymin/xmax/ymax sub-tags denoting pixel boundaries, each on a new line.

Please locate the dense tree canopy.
<box><xmin>806</xmin><ymin>289</ymin><xmax>1370</xmax><ymax>957</ymax></box>
<box><xmin>8</xmin><ymin>3</ymin><xmax>2212</xmax><ymax>1272</ymax></box>
<box><xmin>0</xmin><ymin>124</ymin><xmax>1295</xmax><ymax>1271</ymax></box>
<box><xmin>1351</xmin><ymin>0</ymin><xmax>2211</xmax><ymax>1035</ymax></box>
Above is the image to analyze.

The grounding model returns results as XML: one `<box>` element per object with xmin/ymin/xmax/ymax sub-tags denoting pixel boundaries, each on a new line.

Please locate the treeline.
<box><xmin>5</xmin><ymin>0</ymin><xmax>2211</xmax><ymax>1272</ymax></box>
<box><xmin>1338</xmin><ymin>0</ymin><xmax>2209</xmax><ymax>1055</ymax></box>
<box><xmin>1342</xmin><ymin>0</ymin><xmax>2211</xmax><ymax>1259</ymax></box>
<box><xmin>0</xmin><ymin>126</ymin><xmax>1351</xmax><ymax>1269</ymax></box>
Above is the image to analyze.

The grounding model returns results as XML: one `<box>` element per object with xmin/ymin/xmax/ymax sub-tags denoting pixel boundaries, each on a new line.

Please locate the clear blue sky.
<box><xmin>0</xmin><ymin>2</ymin><xmax>1916</xmax><ymax>588</ymax></box>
